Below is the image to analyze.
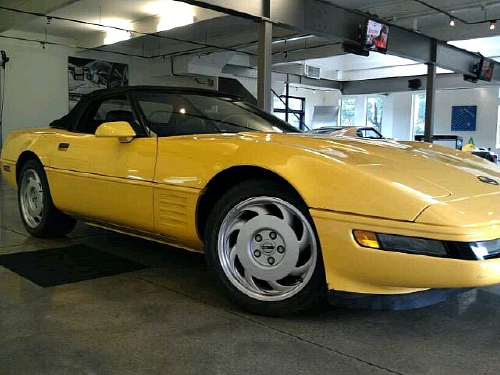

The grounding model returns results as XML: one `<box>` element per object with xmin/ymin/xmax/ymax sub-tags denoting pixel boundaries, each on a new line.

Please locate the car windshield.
<box><xmin>357</xmin><ymin>128</ymin><xmax>383</xmax><ymax>139</ymax></box>
<box><xmin>133</xmin><ymin>91</ymin><xmax>302</xmax><ymax>136</ymax></box>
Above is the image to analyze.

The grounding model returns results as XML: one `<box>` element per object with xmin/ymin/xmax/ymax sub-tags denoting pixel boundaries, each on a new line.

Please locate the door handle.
<box><xmin>58</xmin><ymin>142</ymin><xmax>70</xmax><ymax>150</ymax></box>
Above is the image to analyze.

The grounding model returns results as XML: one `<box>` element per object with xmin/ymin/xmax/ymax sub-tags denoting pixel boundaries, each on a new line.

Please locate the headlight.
<box><xmin>353</xmin><ymin>230</ymin><xmax>500</xmax><ymax>260</ymax></box>
<box><xmin>377</xmin><ymin>233</ymin><xmax>448</xmax><ymax>256</ymax></box>
<box><xmin>353</xmin><ymin>230</ymin><xmax>448</xmax><ymax>257</ymax></box>
<box><xmin>469</xmin><ymin>239</ymin><xmax>500</xmax><ymax>260</ymax></box>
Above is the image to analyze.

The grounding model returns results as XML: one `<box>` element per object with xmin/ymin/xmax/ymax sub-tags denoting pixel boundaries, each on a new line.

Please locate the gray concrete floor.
<box><xmin>1</xmin><ymin>176</ymin><xmax>500</xmax><ymax>375</ymax></box>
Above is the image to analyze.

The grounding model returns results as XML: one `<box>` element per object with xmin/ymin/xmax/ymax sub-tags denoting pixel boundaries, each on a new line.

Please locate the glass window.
<box><xmin>288</xmin><ymin>97</ymin><xmax>304</xmax><ymax>111</ymax></box>
<box><xmin>357</xmin><ymin>128</ymin><xmax>384</xmax><ymax>139</ymax></box>
<box><xmin>340</xmin><ymin>98</ymin><xmax>356</xmax><ymax>126</ymax></box>
<box><xmin>93</xmin><ymin>98</ymin><xmax>133</xmax><ymax>121</ymax></box>
<box><xmin>496</xmin><ymin>105</ymin><xmax>500</xmax><ymax>149</ymax></box>
<box><xmin>76</xmin><ymin>95</ymin><xmax>136</xmax><ymax>134</ymax></box>
<box><xmin>287</xmin><ymin>115</ymin><xmax>301</xmax><ymax>129</ymax></box>
<box><xmin>274</xmin><ymin>112</ymin><xmax>286</xmax><ymax>121</ymax></box>
<box><xmin>366</xmin><ymin>97</ymin><xmax>384</xmax><ymax>131</ymax></box>
<box><xmin>272</xmin><ymin>95</ymin><xmax>306</xmax><ymax>130</ymax></box>
<box><xmin>134</xmin><ymin>91</ymin><xmax>301</xmax><ymax>136</ymax></box>
<box><xmin>412</xmin><ymin>93</ymin><xmax>426</xmax><ymax>137</ymax></box>
<box><xmin>273</xmin><ymin>96</ymin><xmax>286</xmax><ymax>110</ymax></box>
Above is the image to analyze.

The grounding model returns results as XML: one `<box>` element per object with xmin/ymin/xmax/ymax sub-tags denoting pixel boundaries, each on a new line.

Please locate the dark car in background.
<box><xmin>308</xmin><ymin>126</ymin><xmax>385</xmax><ymax>139</ymax></box>
<box><xmin>414</xmin><ymin>134</ymin><xmax>498</xmax><ymax>164</ymax></box>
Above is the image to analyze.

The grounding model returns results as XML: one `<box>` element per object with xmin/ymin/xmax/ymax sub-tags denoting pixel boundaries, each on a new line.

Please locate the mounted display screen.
<box><xmin>479</xmin><ymin>58</ymin><xmax>495</xmax><ymax>81</ymax></box>
<box><xmin>362</xmin><ymin>19</ymin><xmax>390</xmax><ymax>54</ymax></box>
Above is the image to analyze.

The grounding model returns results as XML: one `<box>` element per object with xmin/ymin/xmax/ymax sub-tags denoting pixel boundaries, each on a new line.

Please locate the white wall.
<box><xmin>389</xmin><ymin>92</ymin><xmax>413</xmax><ymax>140</ymax></box>
<box><xmin>345</xmin><ymin>86</ymin><xmax>500</xmax><ymax>150</ymax></box>
<box><xmin>1</xmin><ymin>40</ymin><xmax>73</xmax><ymax>145</ymax></box>
<box><xmin>434</xmin><ymin>87</ymin><xmax>498</xmax><ymax>150</ymax></box>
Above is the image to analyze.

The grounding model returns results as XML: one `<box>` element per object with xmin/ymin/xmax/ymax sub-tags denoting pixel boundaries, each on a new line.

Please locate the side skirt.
<box><xmin>74</xmin><ymin>216</ymin><xmax>204</xmax><ymax>254</ymax></box>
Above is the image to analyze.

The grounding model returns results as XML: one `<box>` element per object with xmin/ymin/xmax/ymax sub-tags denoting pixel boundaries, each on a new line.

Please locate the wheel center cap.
<box><xmin>261</xmin><ymin>241</ymin><xmax>275</xmax><ymax>254</ymax></box>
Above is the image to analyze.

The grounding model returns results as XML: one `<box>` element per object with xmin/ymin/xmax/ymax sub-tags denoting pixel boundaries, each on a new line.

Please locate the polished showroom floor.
<box><xmin>1</xmin><ymin>175</ymin><xmax>500</xmax><ymax>375</ymax></box>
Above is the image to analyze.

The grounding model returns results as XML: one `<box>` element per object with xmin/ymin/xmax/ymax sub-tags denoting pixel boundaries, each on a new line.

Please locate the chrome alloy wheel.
<box><xmin>19</xmin><ymin>168</ymin><xmax>44</xmax><ymax>229</ymax></box>
<box><xmin>218</xmin><ymin>197</ymin><xmax>318</xmax><ymax>302</ymax></box>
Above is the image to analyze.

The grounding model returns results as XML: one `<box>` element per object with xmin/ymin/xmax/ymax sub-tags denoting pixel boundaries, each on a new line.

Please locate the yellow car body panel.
<box><xmin>313</xmin><ymin>208</ymin><xmax>500</xmax><ymax>294</ymax></box>
<box><xmin>47</xmin><ymin>131</ymin><xmax>157</xmax><ymax>232</ymax></box>
<box><xmin>3</xmin><ymin>127</ymin><xmax>500</xmax><ymax>296</ymax></box>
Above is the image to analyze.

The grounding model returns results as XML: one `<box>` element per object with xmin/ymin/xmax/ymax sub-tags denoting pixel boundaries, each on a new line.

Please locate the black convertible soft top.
<box><xmin>50</xmin><ymin>85</ymin><xmax>242</xmax><ymax>130</ymax></box>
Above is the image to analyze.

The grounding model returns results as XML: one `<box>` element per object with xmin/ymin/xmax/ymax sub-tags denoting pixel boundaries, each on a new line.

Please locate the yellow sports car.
<box><xmin>2</xmin><ymin>86</ymin><xmax>500</xmax><ymax>316</ymax></box>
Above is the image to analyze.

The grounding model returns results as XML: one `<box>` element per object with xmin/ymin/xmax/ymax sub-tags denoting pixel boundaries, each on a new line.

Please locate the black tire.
<box><xmin>17</xmin><ymin>159</ymin><xmax>77</xmax><ymax>237</ymax></box>
<box><xmin>204</xmin><ymin>179</ymin><xmax>327</xmax><ymax>316</ymax></box>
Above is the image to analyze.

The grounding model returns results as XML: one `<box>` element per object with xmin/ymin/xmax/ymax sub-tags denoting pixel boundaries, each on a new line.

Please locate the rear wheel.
<box><xmin>205</xmin><ymin>180</ymin><xmax>326</xmax><ymax>316</ymax></box>
<box><xmin>18</xmin><ymin>160</ymin><xmax>76</xmax><ymax>237</ymax></box>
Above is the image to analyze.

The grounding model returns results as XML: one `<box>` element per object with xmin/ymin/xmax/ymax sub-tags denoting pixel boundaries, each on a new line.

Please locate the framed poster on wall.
<box><xmin>451</xmin><ymin>105</ymin><xmax>477</xmax><ymax>131</ymax></box>
<box><xmin>68</xmin><ymin>57</ymin><xmax>128</xmax><ymax>110</ymax></box>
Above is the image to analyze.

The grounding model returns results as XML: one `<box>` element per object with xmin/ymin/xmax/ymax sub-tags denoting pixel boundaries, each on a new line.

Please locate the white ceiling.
<box><xmin>1</xmin><ymin>0</ymin><xmax>500</xmax><ymax>82</ymax></box>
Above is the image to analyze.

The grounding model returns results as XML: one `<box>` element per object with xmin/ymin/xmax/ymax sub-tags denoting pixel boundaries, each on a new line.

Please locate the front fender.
<box><xmin>0</xmin><ymin>129</ymin><xmax>59</xmax><ymax>188</ymax></box>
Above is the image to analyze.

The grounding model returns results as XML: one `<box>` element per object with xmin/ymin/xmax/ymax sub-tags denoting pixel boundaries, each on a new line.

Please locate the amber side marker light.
<box><xmin>353</xmin><ymin>230</ymin><xmax>380</xmax><ymax>249</ymax></box>
<box><xmin>2</xmin><ymin>164</ymin><xmax>11</xmax><ymax>172</ymax></box>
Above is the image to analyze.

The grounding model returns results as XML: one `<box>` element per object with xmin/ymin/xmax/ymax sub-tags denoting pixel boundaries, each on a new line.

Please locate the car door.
<box><xmin>133</xmin><ymin>90</ymin><xmax>221</xmax><ymax>249</ymax></box>
<box><xmin>47</xmin><ymin>94</ymin><xmax>157</xmax><ymax>233</ymax></box>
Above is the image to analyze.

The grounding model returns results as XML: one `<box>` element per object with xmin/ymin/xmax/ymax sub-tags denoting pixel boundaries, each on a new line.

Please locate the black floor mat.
<box><xmin>0</xmin><ymin>244</ymin><xmax>149</xmax><ymax>287</ymax></box>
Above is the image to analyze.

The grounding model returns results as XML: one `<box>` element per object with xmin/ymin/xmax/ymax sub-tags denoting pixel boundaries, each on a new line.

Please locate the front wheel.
<box><xmin>205</xmin><ymin>180</ymin><xmax>326</xmax><ymax>316</ymax></box>
<box><xmin>18</xmin><ymin>160</ymin><xmax>77</xmax><ymax>237</ymax></box>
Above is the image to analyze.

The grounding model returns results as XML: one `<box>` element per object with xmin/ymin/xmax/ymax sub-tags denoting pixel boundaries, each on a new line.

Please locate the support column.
<box><xmin>285</xmin><ymin>78</ymin><xmax>289</xmax><ymax>122</ymax></box>
<box><xmin>424</xmin><ymin>42</ymin><xmax>437</xmax><ymax>143</ymax></box>
<box><xmin>258</xmin><ymin>20</ymin><xmax>273</xmax><ymax>113</ymax></box>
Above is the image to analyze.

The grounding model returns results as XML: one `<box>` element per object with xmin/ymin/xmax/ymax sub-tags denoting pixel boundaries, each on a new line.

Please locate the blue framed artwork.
<box><xmin>451</xmin><ymin>105</ymin><xmax>477</xmax><ymax>131</ymax></box>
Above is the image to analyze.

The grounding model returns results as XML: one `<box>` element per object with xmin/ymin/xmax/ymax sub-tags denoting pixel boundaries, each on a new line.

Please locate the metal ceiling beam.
<box><xmin>341</xmin><ymin>73</ymin><xmax>497</xmax><ymax>96</ymax></box>
<box><xmin>174</xmin><ymin>0</ymin><xmax>492</xmax><ymax>79</ymax></box>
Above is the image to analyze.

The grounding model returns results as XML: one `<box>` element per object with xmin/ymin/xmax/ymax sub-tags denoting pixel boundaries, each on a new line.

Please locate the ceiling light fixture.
<box><xmin>490</xmin><ymin>20</ymin><xmax>497</xmax><ymax>30</ymax></box>
<box><xmin>449</xmin><ymin>17</ymin><xmax>455</xmax><ymax>26</ymax></box>
<box><xmin>104</xmin><ymin>29</ymin><xmax>130</xmax><ymax>44</ymax></box>
<box><xmin>156</xmin><ymin>2</ymin><xmax>194</xmax><ymax>32</ymax></box>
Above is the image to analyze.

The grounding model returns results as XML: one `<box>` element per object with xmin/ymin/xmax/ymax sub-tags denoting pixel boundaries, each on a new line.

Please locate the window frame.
<box><xmin>273</xmin><ymin>95</ymin><xmax>306</xmax><ymax>130</ymax></box>
<box><xmin>496</xmin><ymin>105</ymin><xmax>500</xmax><ymax>149</ymax></box>
<box><xmin>411</xmin><ymin>93</ymin><xmax>426</xmax><ymax>138</ymax></box>
<box><xmin>72</xmin><ymin>93</ymin><xmax>149</xmax><ymax>137</ymax></box>
<box><xmin>339</xmin><ymin>98</ymin><xmax>356</xmax><ymax>126</ymax></box>
<box><xmin>365</xmin><ymin>96</ymin><xmax>384</xmax><ymax>131</ymax></box>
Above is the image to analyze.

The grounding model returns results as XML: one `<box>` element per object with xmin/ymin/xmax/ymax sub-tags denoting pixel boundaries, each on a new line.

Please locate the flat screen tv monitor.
<box><xmin>363</xmin><ymin>19</ymin><xmax>390</xmax><ymax>54</ymax></box>
<box><xmin>479</xmin><ymin>58</ymin><xmax>494</xmax><ymax>81</ymax></box>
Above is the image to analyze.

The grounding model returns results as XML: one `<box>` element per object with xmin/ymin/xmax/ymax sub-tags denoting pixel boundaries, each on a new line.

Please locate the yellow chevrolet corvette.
<box><xmin>2</xmin><ymin>86</ymin><xmax>500</xmax><ymax>316</ymax></box>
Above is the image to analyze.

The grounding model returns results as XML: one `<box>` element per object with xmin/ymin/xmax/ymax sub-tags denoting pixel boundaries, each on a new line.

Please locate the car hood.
<box><xmin>246</xmin><ymin>133</ymin><xmax>500</xmax><ymax>224</ymax></box>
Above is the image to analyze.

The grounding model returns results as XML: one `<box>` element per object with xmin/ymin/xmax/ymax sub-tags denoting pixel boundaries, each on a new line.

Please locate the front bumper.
<box><xmin>311</xmin><ymin>209</ymin><xmax>500</xmax><ymax>295</ymax></box>
<box><xmin>327</xmin><ymin>288</ymin><xmax>472</xmax><ymax>310</ymax></box>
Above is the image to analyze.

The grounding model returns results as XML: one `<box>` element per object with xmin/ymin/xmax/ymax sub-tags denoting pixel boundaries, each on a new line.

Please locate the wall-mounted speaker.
<box><xmin>408</xmin><ymin>78</ymin><xmax>422</xmax><ymax>90</ymax></box>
